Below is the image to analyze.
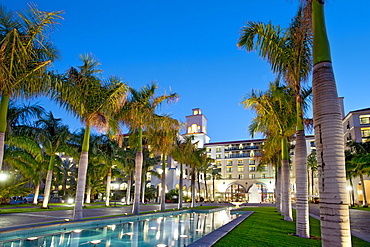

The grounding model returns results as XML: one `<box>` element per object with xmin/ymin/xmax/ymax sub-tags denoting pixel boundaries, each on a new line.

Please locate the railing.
<box><xmin>224</xmin><ymin>145</ymin><xmax>259</xmax><ymax>151</ymax></box>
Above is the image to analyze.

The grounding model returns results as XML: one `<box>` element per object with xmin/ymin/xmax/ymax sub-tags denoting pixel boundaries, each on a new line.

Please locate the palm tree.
<box><xmin>171</xmin><ymin>135</ymin><xmax>196</xmax><ymax>209</ymax></box>
<box><xmin>346</xmin><ymin>141</ymin><xmax>370</xmax><ymax>207</ymax></box>
<box><xmin>307</xmin><ymin>150</ymin><xmax>318</xmax><ymax>201</ymax></box>
<box><xmin>5</xmin><ymin>137</ymin><xmax>47</xmax><ymax>205</ymax></box>
<box><xmin>0</xmin><ymin>5</ymin><xmax>63</xmax><ymax>171</ymax></box>
<box><xmin>311</xmin><ymin>1</ymin><xmax>351</xmax><ymax>245</ymax></box>
<box><xmin>116</xmin><ymin>82</ymin><xmax>178</xmax><ymax>214</ymax></box>
<box><xmin>210</xmin><ymin>165</ymin><xmax>222</xmax><ymax>202</ymax></box>
<box><xmin>197</xmin><ymin>153</ymin><xmax>214</xmax><ymax>201</ymax></box>
<box><xmin>147</xmin><ymin>116</ymin><xmax>180</xmax><ymax>211</ymax></box>
<box><xmin>141</xmin><ymin>149</ymin><xmax>160</xmax><ymax>203</ymax></box>
<box><xmin>238</xmin><ymin>3</ymin><xmax>312</xmax><ymax>237</ymax></box>
<box><xmin>242</xmin><ymin>81</ymin><xmax>296</xmax><ymax>221</ymax></box>
<box><xmin>50</xmin><ymin>54</ymin><xmax>128</xmax><ymax>220</ymax></box>
<box><xmin>31</xmin><ymin>112</ymin><xmax>76</xmax><ymax>208</ymax></box>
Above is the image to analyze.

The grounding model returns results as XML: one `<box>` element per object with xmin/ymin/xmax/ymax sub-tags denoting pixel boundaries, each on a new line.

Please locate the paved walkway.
<box><xmin>308</xmin><ymin>204</ymin><xmax>370</xmax><ymax>243</ymax></box>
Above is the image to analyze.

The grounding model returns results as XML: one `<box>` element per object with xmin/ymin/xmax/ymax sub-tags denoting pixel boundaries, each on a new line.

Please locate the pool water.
<box><xmin>0</xmin><ymin>209</ymin><xmax>239</xmax><ymax>247</ymax></box>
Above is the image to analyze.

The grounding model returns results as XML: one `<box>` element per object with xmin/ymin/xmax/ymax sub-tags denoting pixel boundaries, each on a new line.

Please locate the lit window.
<box><xmin>360</xmin><ymin>115</ymin><xmax>370</xmax><ymax>124</ymax></box>
<box><xmin>238</xmin><ymin>174</ymin><xmax>244</xmax><ymax>179</ymax></box>
<box><xmin>238</xmin><ymin>159</ymin><xmax>243</xmax><ymax>164</ymax></box>
<box><xmin>361</xmin><ymin>128</ymin><xmax>370</xmax><ymax>137</ymax></box>
<box><xmin>216</xmin><ymin>147</ymin><xmax>222</xmax><ymax>152</ymax></box>
<box><xmin>227</xmin><ymin>174</ymin><xmax>232</xmax><ymax>179</ymax></box>
<box><xmin>249</xmin><ymin>174</ymin><xmax>255</xmax><ymax>179</ymax></box>
<box><xmin>216</xmin><ymin>161</ymin><xmax>221</xmax><ymax>167</ymax></box>
<box><xmin>227</xmin><ymin>160</ymin><xmax>232</xmax><ymax>166</ymax></box>
<box><xmin>249</xmin><ymin>165</ymin><xmax>256</xmax><ymax>172</ymax></box>
<box><xmin>262</xmin><ymin>174</ymin><xmax>266</xmax><ymax>178</ymax></box>
<box><xmin>216</xmin><ymin>154</ymin><xmax>222</xmax><ymax>159</ymax></box>
<box><xmin>238</xmin><ymin>166</ymin><xmax>244</xmax><ymax>172</ymax></box>
<box><xmin>227</xmin><ymin>166</ymin><xmax>232</xmax><ymax>173</ymax></box>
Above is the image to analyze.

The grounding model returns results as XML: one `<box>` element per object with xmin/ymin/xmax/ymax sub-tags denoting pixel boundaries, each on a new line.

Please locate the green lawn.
<box><xmin>351</xmin><ymin>206</ymin><xmax>370</xmax><ymax>212</ymax></box>
<box><xmin>213</xmin><ymin>207</ymin><xmax>369</xmax><ymax>247</ymax></box>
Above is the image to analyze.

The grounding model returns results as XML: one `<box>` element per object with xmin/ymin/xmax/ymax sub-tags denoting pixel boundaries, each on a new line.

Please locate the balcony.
<box><xmin>224</xmin><ymin>153</ymin><xmax>251</xmax><ymax>158</ymax></box>
<box><xmin>224</xmin><ymin>145</ymin><xmax>259</xmax><ymax>151</ymax></box>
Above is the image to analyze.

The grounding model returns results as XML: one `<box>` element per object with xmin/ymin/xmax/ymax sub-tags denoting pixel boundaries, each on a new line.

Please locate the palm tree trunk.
<box><xmin>197</xmin><ymin>172</ymin><xmax>201</xmax><ymax>201</ymax></box>
<box><xmin>204</xmin><ymin>172</ymin><xmax>208</xmax><ymax>201</ymax></box>
<box><xmin>73</xmin><ymin>125</ymin><xmax>90</xmax><ymax>221</ymax></box>
<box><xmin>360</xmin><ymin>174</ymin><xmax>368</xmax><ymax>207</ymax></box>
<box><xmin>191</xmin><ymin>167</ymin><xmax>196</xmax><ymax>208</ymax></box>
<box><xmin>42</xmin><ymin>156</ymin><xmax>56</xmax><ymax>208</ymax></box>
<box><xmin>312</xmin><ymin>1</ymin><xmax>351</xmax><ymax>245</ymax></box>
<box><xmin>160</xmin><ymin>154</ymin><xmax>166</xmax><ymax>211</ymax></box>
<box><xmin>0</xmin><ymin>95</ymin><xmax>9</xmax><ymax>171</ymax></box>
<box><xmin>33</xmin><ymin>182</ymin><xmax>40</xmax><ymax>205</ymax></box>
<box><xmin>141</xmin><ymin>174</ymin><xmax>146</xmax><ymax>204</ymax></box>
<box><xmin>132</xmin><ymin>127</ymin><xmax>143</xmax><ymax>214</ymax></box>
<box><xmin>178</xmin><ymin>163</ymin><xmax>183</xmax><ymax>209</ymax></box>
<box><xmin>212</xmin><ymin>176</ymin><xmax>215</xmax><ymax>202</ymax></box>
<box><xmin>86</xmin><ymin>184</ymin><xmax>91</xmax><ymax>204</ymax></box>
<box><xmin>276</xmin><ymin>165</ymin><xmax>281</xmax><ymax>212</ymax></box>
<box><xmin>281</xmin><ymin>137</ymin><xmax>292</xmax><ymax>221</ymax></box>
<box><xmin>126</xmin><ymin>173</ymin><xmax>132</xmax><ymax>205</ymax></box>
<box><xmin>295</xmin><ymin>129</ymin><xmax>309</xmax><ymax>238</ymax></box>
<box><xmin>42</xmin><ymin>169</ymin><xmax>53</xmax><ymax>209</ymax></box>
<box><xmin>105</xmin><ymin>167</ymin><xmax>112</xmax><ymax>207</ymax></box>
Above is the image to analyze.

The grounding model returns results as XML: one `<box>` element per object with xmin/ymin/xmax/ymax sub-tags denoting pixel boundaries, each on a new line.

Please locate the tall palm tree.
<box><xmin>50</xmin><ymin>54</ymin><xmax>128</xmax><ymax>220</ymax></box>
<box><xmin>210</xmin><ymin>165</ymin><xmax>222</xmax><ymax>202</ymax></box>
<box><xmin>238</xmin><ymin>3</ymin><xmax>312</xmax><ymax>237</ymax></box>
<box><xmin>171</xmin><ymin>135</ymin><xmax>196</xmax><ymax>209</ymax></box>
<box><xmin>141</xmin><ymin>149</ymin><xmax>160</xmax><ymax>203</ymax></box>
<box><xmin>147</xmin><ymin>116</ymin><xmax>180</xmax><ymax>211</ymax></box>
<box><xmin>31</xmin><ymin>112</ymin><xmax>76</xmax><ymax>208</ymax></box>
<box><xmin>116</xmin><ymin>82</ymin><xmax>178</xmax><ymax>214</ymax></box>
<box><xmin>0</xmin><ymin>5</ymin><xmax>63</xmax><ymax>171</ymax></box>
<box><xmin>242</xmin><ymin>81</ymin><xmax>296</xmax><ymax>221</ymax></box>
<box><xmin>311</xmin><ymin>1</ymin><xmax>351</xmax><ymax>245</ymax></box>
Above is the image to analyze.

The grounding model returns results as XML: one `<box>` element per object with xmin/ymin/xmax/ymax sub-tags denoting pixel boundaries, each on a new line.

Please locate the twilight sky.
<box><xmin>7</xmin><ymin>0</ymin><xmax>370</xmax><ymax>142</ymax></box>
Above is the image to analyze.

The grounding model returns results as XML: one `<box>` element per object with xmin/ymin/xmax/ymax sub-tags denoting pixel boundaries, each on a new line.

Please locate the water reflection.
<box><xmin>0</xmin><ymin>209</ymin><xmax>238</xmax><ymax>247</ymax></box>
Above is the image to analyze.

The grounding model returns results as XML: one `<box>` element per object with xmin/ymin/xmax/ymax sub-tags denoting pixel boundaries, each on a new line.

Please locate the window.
<box><xmin>227</xmin><ymin>166</ymin><xmax>232</xmax><ymax>173</ymax></box>
<box><xmin>361</xmin><ymin>128</ymin><xmax>370</xmax><ymax>137</ymax></box>
<box><xmin>227</xmin><ymin>160</ymin><xmax>233</xmax><ymax>166</ymax></box>
<box><xmin>216</xmin><ymin>161</ymin><xmax>221</xmax><ymax>167</ymax></box>
<box><xmin>216</xmin><ymin>147</ymin><xmax>222</xmax><ymax>152</ymax></box>
<box><xmin>238</xmin><ymin>174</ymin><xmax>244</xmax><ymax>179</ymax></box>
<box><xmin>249</xmin><ymin>159</ymin><xmax>255</xmax><ymax>165</ymax></box>
<box><xmin>206</xmin><ymin>148</ymin><xmax>211</xmax><ymax>153</ymax></box>
<box><xmin>261</xmin><ymin>165</ymin><xmax>267</xmax><ymax>172</ymax></box>
<box><xmin>360</xmin><ymin>115</ymin><xmax>370</xmax><ymax>124</ymax></box>
<box><xmin>249</xmin><ymin>174</ymin><xmax>255</xmax><ymax>179</ymax></box>
<box><xmin>249</xmin><ymin>165</ymin><xmax>256</xmax><ymax>172</ymax></box>
<box><xmin>238</xmin><ymin>166</ymin><xmax>244</xmax><ymax>172</ymax></box>
<box><xmin>227</xmin><ymin>174</ymin><xmax>232</xmax><ymax>179</ymax></box>
<box><xmin>238</xmin><ymin>159</ymin><xmax>243</xmax><ymax>164</ymax></box>
<box><xmin>262</xmin><ymin>173</ymin><xmax>266</xmax><ymax>178</ymax></box>
<box><xmin>216</xmin><ymin>154</ymin><xmax>222</xmax><ymax>159</ymax></box>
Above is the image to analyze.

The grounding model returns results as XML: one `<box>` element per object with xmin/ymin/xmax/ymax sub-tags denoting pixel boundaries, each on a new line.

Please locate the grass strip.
<box><xmin>213</xmin><ymin>207</ymin><xmax>369</xmax><ymax>247</ymax></box>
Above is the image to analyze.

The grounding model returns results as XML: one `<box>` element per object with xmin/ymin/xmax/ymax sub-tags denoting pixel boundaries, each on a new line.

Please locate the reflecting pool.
<box><xmin>0</xmin><ymin>208</ymin><xmax>239</xmax><ymax>247</ymax></box>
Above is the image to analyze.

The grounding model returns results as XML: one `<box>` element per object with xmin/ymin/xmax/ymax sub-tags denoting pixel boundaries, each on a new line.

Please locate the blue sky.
<box><xmin>7</xmin><ymin>0</ymin><xmax>370</xmax><ymax>142</ymax></box>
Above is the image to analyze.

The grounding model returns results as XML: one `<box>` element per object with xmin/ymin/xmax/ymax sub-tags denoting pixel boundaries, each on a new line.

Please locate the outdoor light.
<box><xmin>90</xmin><ymin>240</ymin><xmax>101</xmax><ymax>246</ymax></box>
<box><xmin>67</xmin><ymin>198</ymin><xmax>74</xmax><ymax>204</ymax></box>
<box><xmin>27</xmin><ymin>237</ymin><xmax>38</xmax><ymax>241</ymax></box>
<box><xmin>347</xmin><ymin>186</ymin><xmax>353</xmax><ymax>191</ymax></box>
<box><xmin>73</xmin><ymin>229</ymin><xmax>82</xmax><ymax>233</ymax></box>
<box><xmin>0</xmin><ymin>172</ymin><xmax>6</xmax><ymax>181</ymax></box>
<box><xmin>179</xmin><ymin>235</ymin><xmax>188</xmax><ymax>238</ymax></box>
